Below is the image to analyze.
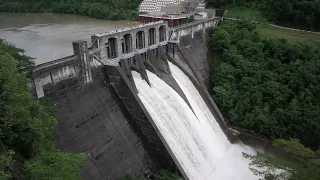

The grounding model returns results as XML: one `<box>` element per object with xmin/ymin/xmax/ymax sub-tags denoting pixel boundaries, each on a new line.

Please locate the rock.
<box><xmin>228</xmin><ymin>128</ymin><xmax>240</xmax><ymax>143</ymax></box>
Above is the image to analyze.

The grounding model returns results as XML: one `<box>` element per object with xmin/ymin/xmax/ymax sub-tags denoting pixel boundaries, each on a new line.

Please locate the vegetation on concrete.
<box><xmin>209</xmin><ymin>21</ymin><xmax>320</xmax><ymax>149</ymax></box>
<box><xmin>121</xmin><ymin>170</ymin><xmax>180</xmax><ymax>180</ymax></box>
<box><xmin>244</xmin><ymin>139</ymin><xmax>320</xmax><ymax>180</ymax></box>
<box><xmin>180</xmin><ymin>15</ymin><xmax>195</xmax><ymax>25</ymax></box>
<box><xmin>0</xmin><ymin>0</ymin><xmax>140</xmax><ymax>20</ymax></box>
<box><xmin>0</xmin><ymin>39</ymin><xmax>86</xmax><ymax>179</ymax></box>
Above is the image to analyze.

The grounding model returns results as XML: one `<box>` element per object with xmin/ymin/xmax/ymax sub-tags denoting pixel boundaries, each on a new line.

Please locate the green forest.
<box><xmin>0</xmin><ymin>40</ymin><xmax>86</xmax><ymax>179</ymax></box>
<box><xmin>209</xmin><ymin>20</ymin><xmax>320</xmax><ymax>179</ymax></box>
<box><xmin>209</xmin><ymin>21</ymin><xmax>320</xmax><ymax>149</ymax></box>
<box><xmin>207</xmin><ymin>0</ymin><xmax>320</xmax><ymax>31</ymax></box>
<box><xmin>0</xmin><ymin>0</ymin><xmax>141</xmax><ymax>20</ymax></box>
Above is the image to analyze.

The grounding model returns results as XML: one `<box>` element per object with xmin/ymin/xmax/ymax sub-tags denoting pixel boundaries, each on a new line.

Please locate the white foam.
<box><xmin>132</xmin><ymin>63</ymin><xmax>260</xmax><ymax>180</ymax></box>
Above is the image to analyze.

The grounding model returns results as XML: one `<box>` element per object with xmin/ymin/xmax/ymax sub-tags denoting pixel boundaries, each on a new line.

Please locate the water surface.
<box><xmin>0</xmin><ymin>13</ymin><xmax>135</xmax><ymax>64</ymax></box>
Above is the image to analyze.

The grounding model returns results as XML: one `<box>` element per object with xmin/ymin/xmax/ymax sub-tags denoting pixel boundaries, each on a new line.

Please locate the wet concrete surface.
<box><xmin>177</xmin><ymin>35</ymin><xmax>211</xmax><ymax>86</ymax></box>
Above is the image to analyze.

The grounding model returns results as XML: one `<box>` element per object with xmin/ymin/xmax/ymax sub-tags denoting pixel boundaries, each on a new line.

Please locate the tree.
<box><xmin>0</xmin><ymin>51</ymin><xmax>57</xmax><ymax>158</ymax></box>
<box><xmin>154</xmin><ymin>170</ymin><xmax>180</xmax><ymax>180</ymax></box>
<box><xmin>0</xmin><ymin>39</ymin><xmax>87</xmax><ymax>179</ymax></box>
<box><xmin>209</xmin><ymin>21</ymin><xmax>320</xmax><ymax>149</ymax></box>
<box><xmin>0</xmin><ymin>0</ymin><xmax>141</xmax><ymax>21</ymax></box>
<box><xmin>260</xmin><ymin>0</ymin><xmax>320</xmax><ymax>30</ymax></box>
<box><xmin>24</xmin><ymin>151</ymin><xmax>86</xmax><ymax>180</ymax></box>
<box><xmin>0</xmin><ymin>150</ymin><xmax>14</xmax><ymax>180</ymax></box>
<box><xmin>121</xmin><ymin>174</ymin><xmax>142</xmax><ymax>180</ymax></box>
<box><xmin>208</xmin><ymin>28</ymin><xmax>231</xmax><ymax>54</ymax></box>
<box><xmin>244</xmin><ymin>139</ymin><xmax>320</xmax><ymax>180</ymax></box>
<box><xmin>0</xmin><ymin>39</ymin><xmax>34</xmax><ymax>77</ymax></box>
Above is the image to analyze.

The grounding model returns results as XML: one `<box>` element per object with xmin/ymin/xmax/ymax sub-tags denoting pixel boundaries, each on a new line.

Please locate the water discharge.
<box><xmin>132</xmin><ymin>63</ymin><xmax>260</xmax><ymax>180</ymax></box>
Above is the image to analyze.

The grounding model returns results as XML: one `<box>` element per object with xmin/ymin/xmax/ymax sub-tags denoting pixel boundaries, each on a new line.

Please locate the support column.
<box><xmin>117</xmin><ymin>36</ymin><xmax>123</xmax><ymax>58</ymax></box>
<box><xmin>144</xmin><ymin>30</ymin><xmax>149</xmax><ymax>48</ymax></box>
<box><xmin>136</xmin><ymin>54</ymin><xmax>151</xmax><ymax>86</ymax></box>
<box><xmin>155</xmin><ymin>26</ymin><xmax>160</xmax><ymax>44</ymax></box>
<box><xmin>159</xmin><ymin>46</ymin><xmax>171</xmax><ymax>74</ymax></box>
<box><xmin>121</xmin><ymin>59</ymin><xmax>131</xmax><ymax>77</ymax></box>
<box><xmin>202</xmin><ymin>22</ymin><xmax>206</xmax><ymax>35</ymax></box>
<box><xmin>73</xmin><ymin>40</ymin><xmax>92</xmax><ymax>83</ymax></box>
<box><xmin>191</xmin><ymin>25</ymin><xmax>194</xmax><ymax>38</ymax></box>
<box><xmin>177</xmin><ymin>30</ymin><xmax>181</xmax><ymax>43</ymax></box>
<box><xmin>34</xmin><ymin>76</ymin><xmax>44</xmax><ymax>98</ymax></box>
<box><xmin>132</xmin><ymin>33</ymin><xmax>137</xmax><ymax>52</ymax></box>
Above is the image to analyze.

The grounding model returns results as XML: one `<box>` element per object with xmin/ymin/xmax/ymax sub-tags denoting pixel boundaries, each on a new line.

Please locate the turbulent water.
<box><xmin>132</xmin><ymin>62</ymin><xmax>260</xmax><ymax>180</ymax></box>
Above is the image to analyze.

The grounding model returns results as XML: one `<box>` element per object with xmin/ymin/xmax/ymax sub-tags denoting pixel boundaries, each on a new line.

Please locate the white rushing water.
<box><xmin>132</xmin><ymin>63</ymin><xmax>260</xmax><ymax>180</ymax></box>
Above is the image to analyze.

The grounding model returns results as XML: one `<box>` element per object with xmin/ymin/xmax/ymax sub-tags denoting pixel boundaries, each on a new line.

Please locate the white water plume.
<box><xmin>132</xmin><ymin>63</ymin><xmax>261</xmax><ymax>180</ymax></box>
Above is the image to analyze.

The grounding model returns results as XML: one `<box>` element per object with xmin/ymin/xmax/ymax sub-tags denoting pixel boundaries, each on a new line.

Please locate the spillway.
<box><xmin>132</xmin><ymin>63</ymin><xmax>260</xmax><ymax>180</ymax></box>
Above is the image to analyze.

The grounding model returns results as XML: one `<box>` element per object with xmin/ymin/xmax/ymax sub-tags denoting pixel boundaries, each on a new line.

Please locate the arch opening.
<box><xmin>107</xmin><ymin>37</ymin><xmax>118</xmax><ymax>58</ymax></box>
<box><xmin>136</xmin><ymin>31</ymin><xmax>145</xmax><ymax>49</ymax></box>
<box><xmin>122</xmin><ymin>34</ymin><xmax>133</xmax><ymax>53</ymax></box>
<box><xmin>148</xmin><ymin>28</ymin><xmax>156</xmax><ymax>45</ymax></box>
<box><xmin>159</xmin><ymin>25</ymin><xmax>166</xmax><ymax>42</ymax></box>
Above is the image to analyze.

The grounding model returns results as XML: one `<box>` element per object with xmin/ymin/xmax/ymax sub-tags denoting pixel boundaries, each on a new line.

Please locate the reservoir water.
<box><xmin>0</xmin><ymin>13</ymin><xmax>135</xmax><ymax>64</ymax></box>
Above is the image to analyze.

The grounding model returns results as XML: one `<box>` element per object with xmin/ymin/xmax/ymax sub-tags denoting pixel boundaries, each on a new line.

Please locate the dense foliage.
<box><xmin>207</xmin><ymin>0</ymin><xmax>320</xmax><ymax>31</ymax></box>
<box><xmin>0</xmin><ymin>0</ymin><xmax>140</xmax><ymax>20</ymax></box>
<box><xmin>245</xmin><ymin>139</ymin><xmax>320</xmax><ymax>180</ymax></box>
<box><xmin>209</xmin><ymin>21</ymin><xmax>320</xmax><ymax>149</ymax></box>
<box><xmin>262</xmin><ymin>0</ymin><xmax>320</xmax><ymax>31</ymax></box>
<box><xmin>0</xmin><ymin>40</ymin><xmax>86</xmax><ymax>179</ymax></box>
<box><xmin>206</xmin><ymin>0</ymin><xmax>256</xmax><ymax>8</ymax></box>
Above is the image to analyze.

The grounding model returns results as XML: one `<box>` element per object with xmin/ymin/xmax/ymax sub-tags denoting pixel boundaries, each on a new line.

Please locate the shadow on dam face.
<box><xmin>42</xmin><ymin>66</ymin><xmax>162</xmax><ymax>180</ymax></box>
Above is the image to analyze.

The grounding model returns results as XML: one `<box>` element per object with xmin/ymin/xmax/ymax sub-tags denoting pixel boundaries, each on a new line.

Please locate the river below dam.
<box><xmin>0</xmin><ymin>13</ymin><xmax>135</xmax><ymax>64</ymax></box>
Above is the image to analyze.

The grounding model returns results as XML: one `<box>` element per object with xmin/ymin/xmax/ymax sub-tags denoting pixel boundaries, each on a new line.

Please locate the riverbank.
<box><xmin>0</xmin><ymin>0</ymin><xmax>139</xmax><ymax>21</ymax></box>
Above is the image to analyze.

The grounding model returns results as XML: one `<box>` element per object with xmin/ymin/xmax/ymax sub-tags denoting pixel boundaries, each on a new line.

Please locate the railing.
<box><xmin>169</xmin><ymin>17</ymin><xmax>220</xmax><ymax>31</ymax></box>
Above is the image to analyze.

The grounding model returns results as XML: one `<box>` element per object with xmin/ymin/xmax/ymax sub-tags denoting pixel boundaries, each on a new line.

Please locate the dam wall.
<box><xmin>42</xmin><ymin>65</ymin><xmax>158</xmax><ymax>179</ymax></box>
<box><xmin>32</xmin><ymin>41</ymin><xmax>170</xmax><ymax>179</ymax></box>
<box><xmin>31</xmin><ymin>17</ymin><xmax>230</xmax><ymax>179</ymax></box>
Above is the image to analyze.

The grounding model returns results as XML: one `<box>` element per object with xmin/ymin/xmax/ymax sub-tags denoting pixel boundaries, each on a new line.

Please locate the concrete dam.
<box><xmin>32</xmin><ymin>17</ymin><xmax>258</xmax><ymax>180</ymax></box>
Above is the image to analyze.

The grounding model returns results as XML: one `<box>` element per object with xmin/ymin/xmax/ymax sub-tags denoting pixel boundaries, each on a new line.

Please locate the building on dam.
<box><xmin>139</xmin><ymin>0</ymin><xmax>214</xmax><ymax>27</ymax></box>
